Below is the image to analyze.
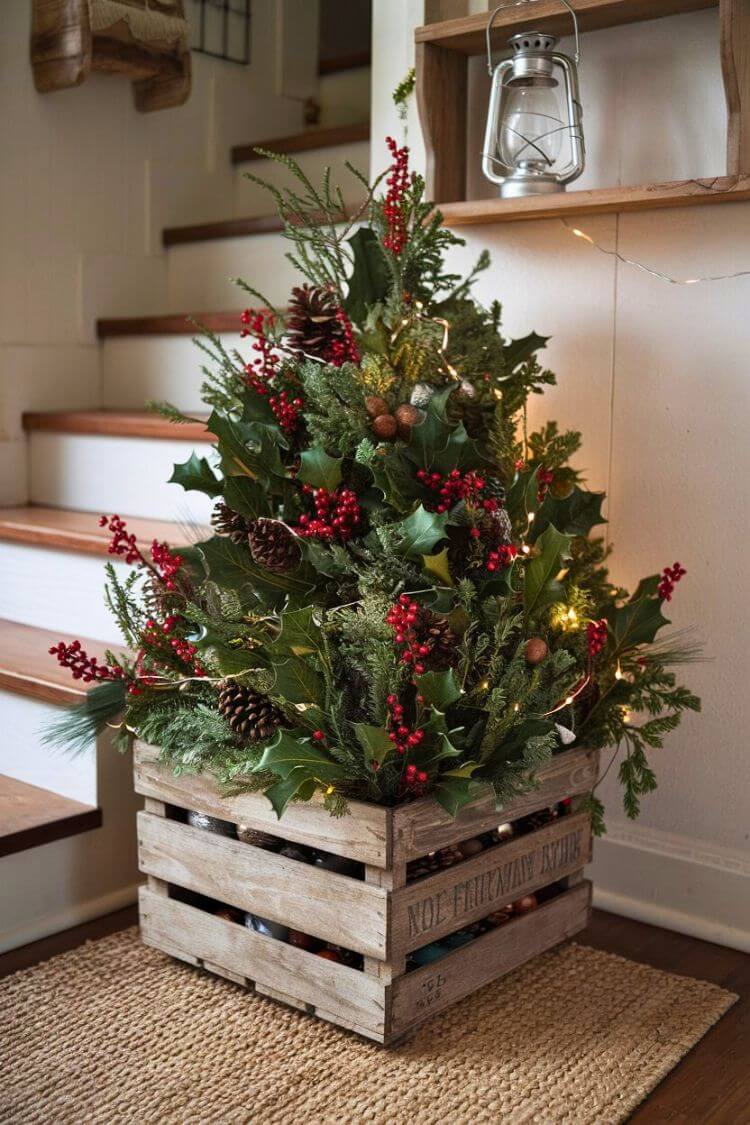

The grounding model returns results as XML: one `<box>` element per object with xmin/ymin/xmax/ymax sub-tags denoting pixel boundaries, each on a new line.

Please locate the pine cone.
<box><xmin>446</xmin><ymin>381</ymin><xmax>485</xmax><ymax>436</ymax></box>
<box><xmin>218</xmin><ymin>682</ymin><xmax>285</xmax><ymax>743</ymax></box>
<box><xmin>286</xmin><ymin>284</ymin><xmax>345</xmax><ymax>362</ymax></box>
<box><xmin>421</xmin><ymin>609</ymin><xmax>458</xmax><ymax>670</ymax></box>
<box><xmin>248</xmin><ymin>519</ymin><xmax>301</xmax><ymax>573</ymax></box>
<box><xmin>211</xmin><ymin>502</ymin><xmax>250</xmax><ymax>545</ymax></box>
<box><xmin>484</xmin><ymin>506</ymin><xmax>512</xmax><ymax>548</ymax></box>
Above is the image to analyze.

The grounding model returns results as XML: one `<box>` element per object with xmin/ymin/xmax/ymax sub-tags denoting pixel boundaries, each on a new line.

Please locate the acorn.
<box><xmin>524</xmin><ymin>637</ymin><xmax>549</xmax><ymax>665</ymax></box>
<box><xmin>459</xmin><ymin>837</ymin><xmax>484</xmax><ymax>859</ymax></box>
<box><xmin>364</xmin><ymin>395</ymin><xmax>390</xmax><ymax>418</ymax></box>
<box><xmin>394</xmin><ymin>402</ymin><xmax>423</xmax><ymax>441</ymax></box>
<box><xmin>372</xmin><ymin>413</ymin><xmax>398</xmax><ymax>441</ymax></box>
<box><xmin>514</xmin><ymin>894</ymin><xmax>538</xmax><ymax>915</ymax></box>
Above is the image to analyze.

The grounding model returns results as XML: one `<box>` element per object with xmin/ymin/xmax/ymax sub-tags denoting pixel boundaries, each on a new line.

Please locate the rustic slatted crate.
<box><xmin>135</xmin><ymin>740</ymin><xmax>599</xmax><ymax>1044</ymax></box>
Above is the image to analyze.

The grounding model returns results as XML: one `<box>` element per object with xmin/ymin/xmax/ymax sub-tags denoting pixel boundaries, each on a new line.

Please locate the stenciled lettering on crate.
<box><xmin>395</xmin><ymin>814</ymin><xmax>590</xmax><ymax>952</ymax></box>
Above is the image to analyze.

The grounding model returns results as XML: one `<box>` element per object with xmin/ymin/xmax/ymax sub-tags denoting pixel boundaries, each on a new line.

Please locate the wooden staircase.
<box><xmin>0</xmin><ymin>121</ymin><xmax>370</xmax><ymax>904</ymax></box>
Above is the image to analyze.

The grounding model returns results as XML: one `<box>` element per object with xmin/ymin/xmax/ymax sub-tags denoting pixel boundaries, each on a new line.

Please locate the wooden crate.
<box><xmin>135</xmin><ymin>741</ymin><xmax>599</xmax><ymax>1044</ymax></box>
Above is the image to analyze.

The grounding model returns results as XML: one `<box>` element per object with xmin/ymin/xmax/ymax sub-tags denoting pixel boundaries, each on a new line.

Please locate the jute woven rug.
<box><xmin>0</xmin><ymin>928</ymin><xmax>735</xmax><ymax>1125</ymax></box>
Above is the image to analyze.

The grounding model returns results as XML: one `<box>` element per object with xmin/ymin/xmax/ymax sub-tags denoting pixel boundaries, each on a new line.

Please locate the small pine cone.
<box><xmin>484</xmin><ymin>506</ymin><xmax>512</xmax><ymax>548</ymax></box>
<box><xmin>286</xmin><ymin>284</ymin><xmax>345</xmax><ymax>362</ymax></box>
<box><xmin>445</xmin><ymin>382</ymin><xmax>485</xmax><ymax>436</ymax></box>
<box><xmin>211</xmin><ymin>502</ymin><xmax>250</xmax><ymax>545</ymax></box>
<box><xmin>218</xmin><ymin>682</ymin><xmax>285</xmax><ymax>743</ymax></box>
<box><xmin>483</xmin><ymin>477</ymin><xmax>507</xmax><ymax>505</ymax></box>
<box><xmin>248</xmin><ymin>519</ymin><xmax>301</xmax><ymax>573</ymax></box>
<box><xmin>421</xmin><ymin>609</ymin><xmax>458</xmax><ymax>670</ymax></box>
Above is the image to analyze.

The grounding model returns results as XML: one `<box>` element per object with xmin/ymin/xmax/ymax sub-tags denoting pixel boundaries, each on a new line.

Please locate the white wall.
<box><xmin>373</xmin><ymin>2</ymin><xmax>750</xmax><ymax>949</ymax></box>
<box><xmin>0</xmin><ymin>0</ymin><xmax>306</xmax><ymax>504</ymax></box>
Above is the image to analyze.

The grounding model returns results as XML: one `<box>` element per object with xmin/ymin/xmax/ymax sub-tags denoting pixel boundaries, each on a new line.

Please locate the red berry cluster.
<box><xmin>329</xmin><ymin>307</ymin><xmax>361</xmax><ymax>367</ymax></box>
<box><xmin>268</xmin><ymin>389</ymin><xmax>303</xmax><ymax>435</ymax></box>
<box><xmin>48</xmin><ymin>640</ymin><xmax>123</xmax><ymax>684</ymax></box>
<box><xmin>587</xmin><ymin>618</ymin><xmax>608</xmax><ymax>658</ymax></box>
<box><xmin>296</xmin><ymin>484</ymin><xmax>361</xmax><ymax>541</ymax></box>
<box><xmin>385</xmin><ymin>595</ymin><xmax>435</xmax><ymax>675</ymax></box>
<box><xmin>150</xmin><ymin>540</ymin><xmax>184</xmax><ymax>592</ymax></box>
<box><xmin>658</xmin><ymin>561</ymin><xmax>686</xmax><ymax>602</ymax></box>
<box><xmin>537</xmin><ymin>466</ymin><xmax>555</xmax><ymax>503</ymax></box>
<box><xmin>142</xmin><ymin>615</ymin><xmax>206</xmax><ymax>677</ymax></box>
<box><xmin>403</xmin><ymin>763</ymin><xmax>428</xmax><ymax>792</ymax></box>
<box><xmin>383</xmin><ymin>137</ymin><xmax>410</xmax><ymax>256</ymax></box>
<box><xmin>100</xmin><ymin>514</ymin><xmax>139</xmax><ymax>564</ymax></box>
<box><xmin>386</xmin><ymin>694</ymin><xmax>425</xmax><ymax>757</ymax></box>
<box><xmin>241</xmin><ymin>308</ymin><xmax>279</xmax><ymax>383</ymax></box>
<box><xmin>486</xmin><ymin>544</ymin><xmax>518</xmax><ymax>573</ymax></box>
<box><xmin>416</xmin><ymin>468</ymin><xmax>499</xmax><ymax>515</ymax></box>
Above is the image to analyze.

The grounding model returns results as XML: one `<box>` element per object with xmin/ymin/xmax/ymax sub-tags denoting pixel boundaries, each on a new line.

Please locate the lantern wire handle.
<box><xmin>486</xmin><ymin>0</ymin><xmax>581</xmax><ymax>74</ymax></box>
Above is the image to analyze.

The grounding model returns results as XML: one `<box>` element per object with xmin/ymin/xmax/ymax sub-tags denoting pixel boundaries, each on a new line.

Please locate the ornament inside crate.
<box><xmin>137</xmin><ymin>741</ymin><xmax>597</xmax><ymax>1044</ymax></box>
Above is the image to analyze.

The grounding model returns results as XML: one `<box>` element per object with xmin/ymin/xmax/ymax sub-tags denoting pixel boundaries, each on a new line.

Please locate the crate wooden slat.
<box><xmin>139</xmin><ymin>887</ymin><xmax>387</xmax><ymax>1040</ymax></box>
<box><xmin>135</xmin><ymin>743</ymin><xmax>599</xmax><ymax>1044</ymax></box>
<box><xmin>391</xmin><ymin>812</ymin><xmax>592</xmax><ymax>956</ymax></box>
<box><xmin>392</xmin><ymin>744</ymin><xmax>598</xmax><ymax>863</ymax></box>
<box><xmin>137</xmin><ymin>812</ymin><xmax>388</xmax><ymax>958</ymax></box>
<box><xmin>134</xmin><ymin>741</ymin><xmax>390</xmax><ymax>867</ymax></box>
<box><xmin>389</xmin><ymin>881</ymin><xmax>592</xmax><ymax>1038</ymax></box>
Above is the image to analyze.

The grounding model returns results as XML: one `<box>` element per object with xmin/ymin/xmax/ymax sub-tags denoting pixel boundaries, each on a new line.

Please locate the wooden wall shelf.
<box><xmin>438</xmin><ymin>174</ymin><xmax>750</xmax><ymax>225</ymax></box>
<box><xmin>416</xmin><ymin>0</ymin><xmax>750</xmax><ymax>215</ymax></box>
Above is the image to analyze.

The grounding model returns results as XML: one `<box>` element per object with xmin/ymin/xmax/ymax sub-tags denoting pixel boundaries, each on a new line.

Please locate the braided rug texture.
<box><xmin>0</xmin><ymin>928</ymin><xmax>735</xmax><ymax>1125</ymax></box>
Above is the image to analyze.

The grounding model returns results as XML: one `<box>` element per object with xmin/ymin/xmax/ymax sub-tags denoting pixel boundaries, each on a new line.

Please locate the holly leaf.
<box><xmin>223</xmin><ymin>476</ymin><xmax>272</xmax><ymax>520</ymax></box>
<box><xmin>198</xmin><ymin>537</ymin><xmax>315</xmax><ymax>609</ymax></box>
<box><xmin>414</xmin><ymin>669</ymin><xmax>462</xmax><ymax>711</ymax></box>
<box><xmin>433</xmin><ymin>763</ymin><xmax>483</xmax><ymax>817</ymax></box>
<box><xmin>269</xmin><ymin>606</ymin><xmax>324</xmax><ymax>659</ymax></box>
<box><xmin>532</xmin><ymin>486</ymin><xmax>606</xmax><ymax>541</ymax></box>
<box><xmin>353</xmin><ymin>723</ymin><xmax>394</xmax><ymax>769</ymax></box>
<box><xmin>407</xmin><ymin>387</ymin><xmax>454</xmax><ymax>468</ymax></box>
<box><xmin>607</xmin><ymin>596</ymin><xmax>671</xmax><ymax>652</ymax></box>
<box><xmin>523</xmin><ymin>524</ymin><xmax>573</xmax><ymax>617</ymax></box>
<box><xmin>422</xmin><ymin>548</ymin><xmax>453</xmax><ymax>587</ymax></box>
<box><xmin>241</xmin><ymin>387</ymin><xmax>281</xmax><ymax>428</ymax></box>
<box><xmin>169</xmin><ymin>452</ymin><xmax>222</xmax><ymax>497</ymax></box>
<box><xmin>264</xmin><ymin>767</ymin><xmax>318</xmax><ymax>818</ymax></box>
<box><xmin>503</xmin><ymin>331</ymin><xmax>549</xmax><ymax>371</ymax></box>
<box><xmin>394</xmin><ymin>505</ymin><xmax>449</xmax><ymax>559</ymax></box>
<box><xmin>207</xmin><ymin>410</ymin><xmax>285</xmax><ymax>482</ymax></box>
<box><xmin>272</xmin><ymin>658</ymin><xmax>326</xmax><ymax>707</ymax></box>
<box><xmin>297</xmin><ymin>448</ymin><xmax>343</xmax><ymax>492</ymax></box>
<box><xmin>255</xmin><ymin>730</ymin><xmax>345</xmax><ymax>782</ymax></box>
<box><xmin>344</xmin><ymin>227</ymin><xmax>390</xmax><ymax>324</ymax></box>
<box><xmin>506</xmin><ymin>467</ymin><xmax>540</xmax><ymax>522</ymax></box>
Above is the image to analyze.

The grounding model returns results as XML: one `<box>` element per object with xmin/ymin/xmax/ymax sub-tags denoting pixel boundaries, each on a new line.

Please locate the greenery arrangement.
<box><xmin>48</xmin><ymin>138</ymin><xmax>699</xmax><ymax>829</ymax></box>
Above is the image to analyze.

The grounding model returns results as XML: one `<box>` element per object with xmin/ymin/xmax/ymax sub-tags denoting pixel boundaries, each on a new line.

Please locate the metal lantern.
<box><xmin>482</xmin><ymin>1</ymin><xmax>585</xmax><ymax>197</ymax></box>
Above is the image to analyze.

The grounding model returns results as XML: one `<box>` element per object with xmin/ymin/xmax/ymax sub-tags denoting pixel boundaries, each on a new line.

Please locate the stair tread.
<box><xmin>97</xmin><ymin>310</ymin><xmax>244</xmax><ymax>338</ymax></box>
<box><xmin>0</xmin><ymin>618</ymin><xmax>119</xmax><ymax>706</ymax></box>
<box><xmin>231</xmin><ymin>121</ymin><xmax>369</xmax><ymax>165</ymax></box>
<box><xmin>0</xmin><ymin>506</ymin><xmax>201</xmax><ymax>556</ymax></box>
<box><xmin>163</xmin><ymin>200</ymin><xmax>366</xmax><ymax>247</ymax></box>
<box><xmin>0</xmin><ymin>773</ymin><xmax>101</xmax><ymax>858</ymax></box>
<box><xmin>23</xmin><ymin>410</ymin><xmax>213</xmax><ymax>442</ymax></box>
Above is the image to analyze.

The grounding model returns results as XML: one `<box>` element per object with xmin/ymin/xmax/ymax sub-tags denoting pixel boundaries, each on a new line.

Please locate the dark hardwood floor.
<box><xmin>2</xmin><ymin>907</ymin><xmax>747</xmax><ymax>1121</ymax></box>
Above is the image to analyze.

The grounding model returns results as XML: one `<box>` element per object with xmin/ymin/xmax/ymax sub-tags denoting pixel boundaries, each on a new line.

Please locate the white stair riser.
<box><xmin>28</xmin><ymin>432</ymin><xmax>216</xmax><ymax>523</ymax></box>
<box><xmin>167</xmin><ymin>231</ymin><xmax>299</xmax><ymax>311</ymax></box>
<box><xmin>0</xmin><ymin>690</ymin><xmax>97</xmax><ymax>805</ymax></box>
<box><xmin>101</xmin><ymin>333</ymin><xmax>244</xmax><ymax>411</ymax></box>
<box><xmin>234</xmin><ymin>139</ymin><xmax>371</xmax><ymax>216</ymax></box>
<box><xmin>0</xmin><ymin>542</ymin><xmax>129</xmax><ymax>646</ymax></box>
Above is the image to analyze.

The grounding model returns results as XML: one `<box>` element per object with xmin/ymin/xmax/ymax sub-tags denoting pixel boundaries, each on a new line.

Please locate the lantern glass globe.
<box><xmin>498</xmin><ymin>83</ymin><xmax>565</xmax><ymax>172</ymax></box>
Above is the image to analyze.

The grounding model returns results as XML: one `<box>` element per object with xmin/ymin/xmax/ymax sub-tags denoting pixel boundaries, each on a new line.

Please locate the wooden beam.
<box><xmin>416</xmin><ymin>0</ymin><xmax>719</xmax><ymax>54</ymax></box>
<box><xmin>416</xmin><ymin>41</ymin><xmax>468</xmax><ymax>203</ymax></box>
<box><xmin>23</xmin><ymin>410</ymin><xmax>212</xmax><ymax>442</ymax></box>
<box><xmin>0</xmin><ymin>774</ymin><xmax>101</xmax><ymax>858</ymax></box>
<box><xmin>0</xmin><ymin>506</ymin><xmax>196</xmax><ymax>556</ymax></box>
<box><xmin>721</xmin><ymin>0</ymin><xmax>750</xmax><ymax>174</ymax></box>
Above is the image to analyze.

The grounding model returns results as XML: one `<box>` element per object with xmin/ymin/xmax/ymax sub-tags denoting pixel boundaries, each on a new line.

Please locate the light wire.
<box><xmin>562</xmin><ymin>218</ymin><xmax>750</xmax><ymax>285</ymax></box>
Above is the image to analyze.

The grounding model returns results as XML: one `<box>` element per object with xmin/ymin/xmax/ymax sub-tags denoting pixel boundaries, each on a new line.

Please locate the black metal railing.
<box><xmin>188</xmin><ymin>0</ymin><xmax>251</xmax><ymax>65</ymax></box>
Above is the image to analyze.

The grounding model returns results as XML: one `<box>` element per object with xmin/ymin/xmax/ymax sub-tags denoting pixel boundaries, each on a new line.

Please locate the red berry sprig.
<box><xmin>658</xmin><ymin>561</ymin><xmax>686</xmax><ymax>601</ymax></box>
<box><xmin>150</xmin><ymin>540</ymin><xmax>184</xmax><ymax>592</ymax></box>
<box><xmin>537</xmin><ymin>466</ymin><xmax>554</xmax><ymax>502</ymax></box>
<box><xmin>404</xmin><ymin>763</ymin><xmax>428</xmax><ymax>792</ymax></box>
<box><xmin>385</xmin><ymin>594</ymin><xmax>443</xmax><ymax>676</ymax></box>
<box><xmin>48</xmin><ymin>640</ymin><xmax>123</xmax><ymax>684</ymax></box>
<box><xmin>141</xmin><ymin>615</ymin><xmax>206</xmax><ymax>678</ymax></box>
<box><xmin>100</xmin><ymin>514</ymin><xmax>184</xmax><ymax>593</ymax></box>
<box><xmin>587</xmin><ymin>618</ymin><xmax>608</xmax><ymax>658</ymax></box>
<box><xmin>416</xmin><ymin>468</ymin><xmax>498</xmax><ymax>515</ymax></box>
<box><xmin>296</xmin><ymin>485</ymin><xmax>361</xmax><ymax>542</ymax></box>
<box><xmin>241</xmin><ymin>308</ymin><xmax>279</xmax><ymax>386</ymax></box>
<box><xmin>386</xmin><ymin>693</ymin><xmax>426</xmax><ymax>756</ymax></box>
<box><xmin>329</xmin><ymin>307</ymin><xmax>361</xmax><ymax>367</ymax></box>
<box><xmin>268</xmin><ymin>389</ymin><xmax>303</xmax><ymax>435</ymax></box>
<box><xmin>100</xmin><ymin>514</ymin><xmax>139</xmax><ymax>564</ymax></box>
<box><xmin>382</xmin><ymin>137</ymin><xmax>410</xmax><ymax>256</ymax></box>
<box><xmin>486</xmin><ymin>544</ymin><xmax>518</xmax><ymax>573</ymax></box>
